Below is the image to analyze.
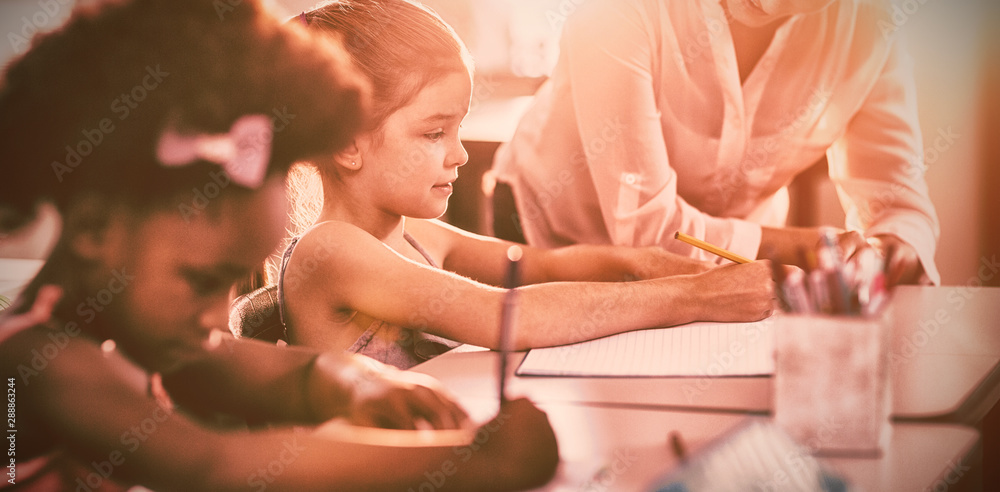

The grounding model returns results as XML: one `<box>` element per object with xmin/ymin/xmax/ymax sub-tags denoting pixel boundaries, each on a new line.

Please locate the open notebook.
<box><xmin>516</xmin><ymin>321</ymin><xmax>776</xmax><ymax>377</ymax></box>
<box><xmin>648</xmin><ymin>420</ymin><xmax>848</xmax><ymax>491</ymax></box>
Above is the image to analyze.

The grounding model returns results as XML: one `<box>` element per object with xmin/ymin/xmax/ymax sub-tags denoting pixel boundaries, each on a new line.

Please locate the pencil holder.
<box><xmin>772</xmin><ymin>308</ymin><xmax>893</xmax><ymax>456</ymax></box>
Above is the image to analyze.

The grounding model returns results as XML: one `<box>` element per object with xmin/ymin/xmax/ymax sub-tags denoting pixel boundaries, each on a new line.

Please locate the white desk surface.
<box><xmin>447</xmin><ymin>397</ymin><xmax>979</xmax><ymax>492</ymax></box>
<box><xmin>417</xmin><ymin>287</ymin><xmax>1000</xmax><ymax>424</ymax></box>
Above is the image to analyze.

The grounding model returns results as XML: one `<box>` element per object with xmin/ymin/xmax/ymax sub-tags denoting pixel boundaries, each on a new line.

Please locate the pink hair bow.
<box><xmin>156</xmin><ymin>114</ymin><xmax>273</xmax><ymax>189</ymax></box>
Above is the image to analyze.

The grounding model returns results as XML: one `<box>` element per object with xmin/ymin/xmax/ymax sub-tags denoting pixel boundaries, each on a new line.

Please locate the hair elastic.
<box><xmin>156</xmin><ymin>114</ymin><xmax>273</xmax><ymax>189</ymax></box>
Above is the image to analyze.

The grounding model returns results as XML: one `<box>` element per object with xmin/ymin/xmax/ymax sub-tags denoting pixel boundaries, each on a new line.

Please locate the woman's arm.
<box><xmin>407</xmin><ymin>219</ymin><xmax>711</xmax><ymax>287</ymax></box>
<box><xmin>825</xmin><ymin>30</ymin><xmax>939</xmax><ymax>285</ymax></box>
<box><xmin>761</xmin><ymin>28</ymin><xmax>939</xmax><ymax>285</ymax></box>
<box><xmin>758</xmin><ymin>226</ymin><xmax>827</xmax><ymax>266</ymax></box>
<box><xmin>288</xmin><ymin>221</ymin><xmax>775</xmax><ymax>351</ymax></box>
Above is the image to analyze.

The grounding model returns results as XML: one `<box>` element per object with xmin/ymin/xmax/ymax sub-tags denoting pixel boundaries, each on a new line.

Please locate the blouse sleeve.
<box><xmin>561</xmin><ymin>0</ymin><xmax>763</xmax><ymax>263</ymax></box>
<box><xmin>827</xmin><ymin>32</ymin><xmax>941</xmax><ymax>284</ymax></box>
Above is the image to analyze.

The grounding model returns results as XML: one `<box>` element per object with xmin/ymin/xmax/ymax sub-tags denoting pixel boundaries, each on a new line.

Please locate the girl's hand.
<box><xmin>456</xmin><ymin>398</ymin><xmax>559</xmax><ymax>490</ymax></box>
<box><xmin>0</xmin><ymin>284</ymin><xmax>61</xmax><ymax>333</ymax></box>
<box><xmin>688</xmin><ymin>261</ymin><xmax>777</xmax><ymax>322</ymax></box>
<box><xmin>348</xmin><ymin>365</ymin><xmax>470</xmax><ymax>430</ymax></box>
<box><xmin>314</xmin><ymin>354</ymin><xmax>470</xmax><ymax>431</ymax></box>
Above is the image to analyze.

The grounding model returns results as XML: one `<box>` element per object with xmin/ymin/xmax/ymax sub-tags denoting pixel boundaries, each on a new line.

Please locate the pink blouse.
<box><xmin>494</xmin><ymin>0</ymin><xmax>940</xmax><ymax>283</ymax></box>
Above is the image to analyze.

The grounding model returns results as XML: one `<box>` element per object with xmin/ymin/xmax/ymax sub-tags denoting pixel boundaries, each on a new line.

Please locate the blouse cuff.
<box><xmin>724</xmin><ymin>219</ymin><xmax>763</xmax><ymax>265</ymax></box>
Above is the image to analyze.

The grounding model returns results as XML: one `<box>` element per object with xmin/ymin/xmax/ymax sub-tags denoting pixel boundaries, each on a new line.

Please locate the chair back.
<box><xmin>229</xmin><ymin>284</ymin><xmax>286</xmax><ymax>343</ymax></box>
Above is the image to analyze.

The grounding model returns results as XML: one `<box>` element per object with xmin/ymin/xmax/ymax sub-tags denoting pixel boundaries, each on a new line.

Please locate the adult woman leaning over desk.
<box><xmin>492</xmin><ymin>0</ymin><xmax>940</xmax><ymax>286</ymax></box>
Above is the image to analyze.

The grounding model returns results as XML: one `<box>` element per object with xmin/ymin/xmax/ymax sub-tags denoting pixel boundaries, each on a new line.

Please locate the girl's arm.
<box><xmin>161</xmin><ymin>335</ymin><xmax>468</xmax><ymax>429</ymax></box>
<box><xmin>407</xmin><ymin>218</ymin><xmax>711</xmax><ymax>287</ymax></box>
<box><xmin>7</xmin><ymin>329</ymin><xmax>556</xmax><ymax>491</ymax></box>
<box><xmin>287</xmin><ymin>221</ymin><xmax>775</xmax><ymax>351</ymax></box>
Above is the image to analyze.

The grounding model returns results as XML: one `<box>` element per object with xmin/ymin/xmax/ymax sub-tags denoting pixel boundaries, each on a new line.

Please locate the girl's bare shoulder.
<box><xmin>297</xmin><ymin>220</ymin><xmax>382</xmax><ymax>252</ymax></box>
<box><xmin>285</xmin><ymin>220</ymin><xmax>402</xmax><ymax>286</ymax></box>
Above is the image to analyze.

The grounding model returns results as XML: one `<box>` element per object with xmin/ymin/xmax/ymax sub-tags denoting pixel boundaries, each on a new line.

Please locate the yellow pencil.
<box><xmin>674</xmin><ymin>231</ymin><xmax>752</xmax><ymax>264</ymax></box>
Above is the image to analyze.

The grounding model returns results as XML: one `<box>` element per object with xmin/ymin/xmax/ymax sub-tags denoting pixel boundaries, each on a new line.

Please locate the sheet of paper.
<box><xmin>0</xmin><ymin>258</ymin><xmax>44</xmax><ymax>304</ymax></box>
<box><xmin>516</xmin><ymin>321</ymin><xmax>775</xmax><ymax>377</ymax></box>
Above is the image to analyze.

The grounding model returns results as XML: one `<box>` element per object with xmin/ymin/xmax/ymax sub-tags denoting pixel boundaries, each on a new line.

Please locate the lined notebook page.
<box><xmin>516</xmin><ymin>321</ymin><xmax>775</xmax><ymax>377</ymax></box>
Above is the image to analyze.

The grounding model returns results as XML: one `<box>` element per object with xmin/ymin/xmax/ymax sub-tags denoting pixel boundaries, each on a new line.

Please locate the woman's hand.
<box><xmin>312</xmin><ymin>354</ymin><xmax>470</xmax><ymax>430</ymax></box>
<box><xmin>836</xmin><ymin>231</ymin><xmax>925</xmax><ymax>286</ymax></box>
<box><xmin>762</xmin><ymin>227</ymin><xmax>925</xmax><ymax>286</ymax></box>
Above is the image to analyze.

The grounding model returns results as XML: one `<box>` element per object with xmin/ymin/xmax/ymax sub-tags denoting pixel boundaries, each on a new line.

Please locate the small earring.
<box><xmin>350</xmin><ymin>161</ymin><xmax>357</xmax><ymax>167</ymax></box>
